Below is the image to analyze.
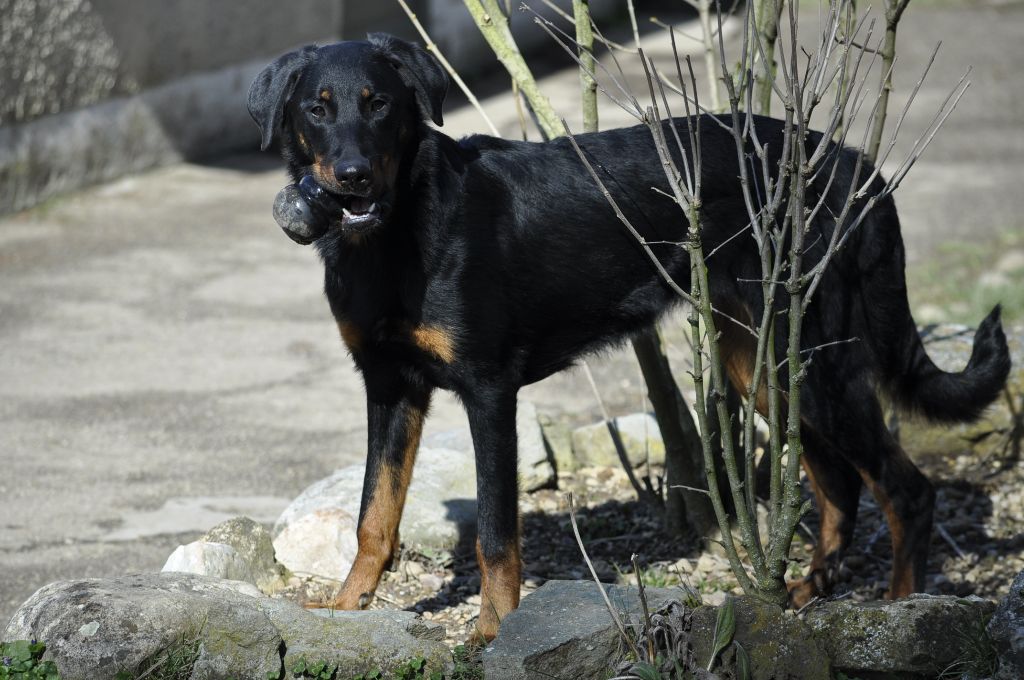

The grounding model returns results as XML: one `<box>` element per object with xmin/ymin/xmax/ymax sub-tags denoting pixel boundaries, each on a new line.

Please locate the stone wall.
<box><xmin>0</xmin><ymin>0</ymin><xmax>627</xmax><ymax>215</ymax></box>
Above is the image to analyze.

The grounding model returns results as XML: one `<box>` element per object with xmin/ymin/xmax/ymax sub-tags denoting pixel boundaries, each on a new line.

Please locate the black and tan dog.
<box><xmin>247</xmin><ymin>34</ymin><xmax>1011</xmax><ymax>639</ymax></box>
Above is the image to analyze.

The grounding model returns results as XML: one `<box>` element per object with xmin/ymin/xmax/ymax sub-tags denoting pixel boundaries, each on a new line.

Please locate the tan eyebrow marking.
<box><xmin>319</xmin><ymin>89</ymin><xmax>331</xmax><ymax>101</ymax></box>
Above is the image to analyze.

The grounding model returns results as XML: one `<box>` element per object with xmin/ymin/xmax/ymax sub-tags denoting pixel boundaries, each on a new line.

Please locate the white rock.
<box><xmin>569</xmin><ymin>412</ymin><xmax>665</xmax><ymax>469</ymax></box>
<box><xmin>272</xmin><ymin>507</ymin><xmax>359</xmax><ymax>580</ymax></box>
<box><xmin>422</xmin><ymin>399</ymin><xmax>554</xmax><ymax>491</ymax></box>
<box><xmin>162</xmin><ymin>541</ymin><xmax>257</xmax><ymax>584</ymax></box>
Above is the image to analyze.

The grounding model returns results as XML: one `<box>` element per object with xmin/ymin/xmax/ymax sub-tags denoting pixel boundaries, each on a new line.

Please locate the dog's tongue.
<box><xmin>349</xmin><ymin>197</ymin><xmax>375</xmax><ymax>214</ymax></box>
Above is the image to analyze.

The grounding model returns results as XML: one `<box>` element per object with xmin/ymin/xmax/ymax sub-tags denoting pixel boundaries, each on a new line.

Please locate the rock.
<box><xmin>989</xmin><ymin>568</ymin><xmax>1024</xmax><ymax>679</ymax></box>
<box><xmin>482</xmin><ymin>580</ymin><xmax>681</xmax><ymax>679</ymax></box>
<box><xmin>273</xmin><ymin>447</ymin><xmax>477</xmax><ymax>578</ymax></box>
<box><xmin>516</xmin><ymin>401</ymin><xmax>557</xmax><ymax>491</ymax></box>
<box><xmin>897</xmin><ymin>324</ymin><xmax>1022</xmax><ymax>460</ymax></box>
<box><xmin>272</xmin><ymin>507</ymin><xmax>359</xmax><ymax>580</ymax></box>
<box><xmin>805</xmin><ymin>593</ymin><xmax>996</xmax><ymax>677</ymax></box>
<box><xmin>422</xmin><ymin>399</ymin><xmax>555</xmax><ymax>492</ymax></box>
<box><xmin>201</xmin><ymin>516</ymin><xmax>288</xmax><ymax>590</ymax></box>
<box><xmin>3</xmin><ymin>573</ymin><xmax>451</xmax><ymax>679</ymax></box>
<box><xmin>162</xmin><ymin>541</ymin><xmax>256</xmax><ymax>586</ymax></box>
<box><xmin>538</xmin><ymin>413</ymin><xmax>574</xmax><ymax>474</ymax></box>
<box><xmin>162</xmin><ymin>516</ymin><xmax>289</xmax><ymax>593</ymax></box>
<box><xmin>569</xmin><ymin>413</ymin><xmax>665</xmax><ymax>469</ymax></box>
<box><xmin>690</xmin><ymin>598</ymin><xmax>830</xmax><ymax>680</ymax></box>
<box><xmin>264</xmin><ymin>601</ymin><xmax>451</xmax><ymax>676</ymax></box>
<box><xmin>3</xmin><ymin>573</ymin><xmax>280</xmax><ymax>680</ymax></box>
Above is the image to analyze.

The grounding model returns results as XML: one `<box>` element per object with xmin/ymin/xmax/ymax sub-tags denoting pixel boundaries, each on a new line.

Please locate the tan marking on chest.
<box><xmin>338</xmin><ymin>321</ymin><xmax>362</xmax><ymax>353</ymax></box>
<box><xmin>410</xmin><ymin>325</ymin><xmax>456</xmax><ymax>364</ymax></box>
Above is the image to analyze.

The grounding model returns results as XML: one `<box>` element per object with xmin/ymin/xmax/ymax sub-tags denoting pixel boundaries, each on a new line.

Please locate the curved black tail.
<box><xmin>855</xmin><ymin>191</ymin><xmax>1012</xmax><ymax>425</ymax></box>
<box><xmin>888</xmin><ymin>305</ymin><xmax>1012</xmax><ymax>423</ymax></box>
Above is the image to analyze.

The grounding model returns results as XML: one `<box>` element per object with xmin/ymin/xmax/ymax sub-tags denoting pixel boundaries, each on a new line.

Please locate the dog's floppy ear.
<box><xmin>368</xmin><ymin>33</ymin><xmax>449</xmax><ymax>126</ymax></box>
<box><xmin>248</xmin><ymin>45</ymin><xmax>317</xmax><ymax>151</ymax></box>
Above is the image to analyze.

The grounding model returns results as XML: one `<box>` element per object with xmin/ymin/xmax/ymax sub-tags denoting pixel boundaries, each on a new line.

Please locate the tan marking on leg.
<box><xmin>859</xmin><ymin>472</ymin><xmax>914</xmax><ymax>599</ymax></box>
<box><xmin>474</xmin><ymin>538</ymin><xmax>522</xmax><ymax>642</ymax></box>
<box><xmin>788</xmin><ymin>457</ymin><xmax>848</xmax><ymax>607</ymax></box>
<box><xmin>318</xmin><ymin>406</ymin><xmax>424</xmax><ymax>610</ymax></box>
<box><xmin>410</xmin><ymin>325</ymin><xmax>456</xmax><ymax>364</ymax></box>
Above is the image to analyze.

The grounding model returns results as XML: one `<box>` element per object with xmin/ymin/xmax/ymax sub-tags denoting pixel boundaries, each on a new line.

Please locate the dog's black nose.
<box><xmin>334</xmin><ymin>160</ymin><xmax>372</xmax><ymax>192</ymax></box>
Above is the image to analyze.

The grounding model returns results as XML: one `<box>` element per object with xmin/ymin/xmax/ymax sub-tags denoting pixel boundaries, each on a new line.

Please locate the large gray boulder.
<box><xmin>685</xmin><ymin>598</ymin><xmax>831</xmax><ymax>680</ymax></box>
<box><xmin>805</xmin><ymin>594</ymin><xmax>996</xmax><ymax>677</ymax></box>
<box><xmin>3</xmin><ymin>574</ymin><xmax>281</xmax><ymax>680</ymax></box>
<box><xmin>989</xmin><ymin>569</ymin><xmax>1024</xmax><ymax>679</ymax></box>
<box><xmin>3</xmin><ymin>573</ymin><xmax>451</xmax><ymax>679</ymax></box>
<box><xmin>482</xmin><ymin>580</ymin><xmax>683</xmax><ymax>679</ymax></box>
<box><xmin>486</xmin><ymin>581</ymin><xmax>830</xmax><ymax>680</ymax></box>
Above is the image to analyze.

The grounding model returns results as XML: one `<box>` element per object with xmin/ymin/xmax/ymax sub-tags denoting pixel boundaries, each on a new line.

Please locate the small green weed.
<box><xmin>448</xmin><ymin>645</ymin><xmax>484</xmax><ymax>680</ymax></box>
<box><xmin>0</xmin><ymin>640</ymin><xmax>60</xmax><ymax>680</ymax></box>
<box><xmin>290</xmin><ymin>656</ymin><xmax>337</xmax><ymax>679</ymax></box>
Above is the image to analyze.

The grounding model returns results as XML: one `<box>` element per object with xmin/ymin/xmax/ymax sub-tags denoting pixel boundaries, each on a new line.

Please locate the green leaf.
<box><xmin>291</xmin><ymin>657</ymin><xmax>307</xmax><ymax>674</ymax></box>
<box><xmin>629</xmin><ymin>662</ymin><xmax>661</xmax><ymax>680</ymax></box>
<box><xmin>267</xmin><ymin>672</ymin><xmax>282</xmax><ymax>680</ymax></box>
<box><xmin>734</xmin><ymin>641</ymin><xmax>751</xmax><ymax>680</ymax></box>
<box><xmin>707</xmin><ymin>596</ymin><xmax>736</xmax><ymax>671</ymax></box>
<box><xmin>308</xmin><ymin>661</ymin><xmax>324</xmax><ymax>675</ymax></box>
<box><xmin>367</xmin><ymin>670</ymin><xmax>382</xmax><ymax>680</ymax></box>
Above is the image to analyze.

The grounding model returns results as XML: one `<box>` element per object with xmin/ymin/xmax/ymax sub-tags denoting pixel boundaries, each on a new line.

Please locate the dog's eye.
<box><xmin>370</xmin><ymin>98</ymin><xmax>388</xmax><ymax>113</ymax></box>
<box><xmin>309</xmin><ymin>105</ymin><xmax>327</xmax><ymax>119</ymax></box>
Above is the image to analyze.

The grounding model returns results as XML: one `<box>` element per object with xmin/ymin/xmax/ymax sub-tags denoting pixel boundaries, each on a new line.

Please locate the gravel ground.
<box><xmin>280</xmin><ymin>444</ymin><xmax>1024</xmax><ymax>648</ymax></box>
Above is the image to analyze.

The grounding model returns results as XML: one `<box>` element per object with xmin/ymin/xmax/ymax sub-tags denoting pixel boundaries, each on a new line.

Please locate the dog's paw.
<box><xmin>786</xmin><ymin>577</ymin><xmax>823</xmax><ymax>609</ymax></box>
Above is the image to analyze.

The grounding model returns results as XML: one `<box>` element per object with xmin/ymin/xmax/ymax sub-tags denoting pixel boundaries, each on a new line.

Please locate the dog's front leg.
<box><xmin>327</xmin><ymin>368</ymin><xmax>432</xmax><ymax>610</ymax></box>
<box><xmin>465</xmin><ymin>387</ymin><xmax>521</xmax><ymax>641</ymax></box>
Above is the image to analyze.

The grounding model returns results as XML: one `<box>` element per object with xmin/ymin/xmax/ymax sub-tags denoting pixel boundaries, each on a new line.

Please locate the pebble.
<box><xmin>419</xmin><ymin>573</ymin><xmax>445</xmax><ymax>591</ymax></box>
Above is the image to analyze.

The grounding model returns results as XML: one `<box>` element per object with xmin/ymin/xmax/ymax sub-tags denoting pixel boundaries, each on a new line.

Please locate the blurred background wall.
<box><xmin>0</xmin><ymin>0</ymin><xmax>624</xmax><ymax>216</ymax></box>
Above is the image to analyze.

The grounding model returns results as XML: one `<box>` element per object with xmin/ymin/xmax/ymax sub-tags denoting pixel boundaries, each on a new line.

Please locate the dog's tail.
<box><xmin>885</xmin><ymin>305</ymin><xmax>1011</xmax><ymax>424</ymax></box>
<box><xmin>861</xmin><ymin>205</ymin><xmax>1012</xmax><ymax>424</ymax></box>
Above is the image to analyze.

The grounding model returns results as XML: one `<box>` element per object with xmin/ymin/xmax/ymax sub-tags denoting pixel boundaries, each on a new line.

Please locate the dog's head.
<box><xmin>248</xmin><ymin>35</ymin><xmax>449</xmax><ymax>236</ymax></box>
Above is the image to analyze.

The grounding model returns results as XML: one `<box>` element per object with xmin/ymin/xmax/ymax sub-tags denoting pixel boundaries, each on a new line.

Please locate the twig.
<box><xmin>567</xmin><ymin>493</ymin><xmax>641</xmax><ymax>658</ymax></box>
<box><xmin>396</xmin><ymin>0</ymin><xmax>500</xmax><ymax>136</ymax></box>
<box><xmin>936</xmin><ymin>522</ymin><xmax>967</xmax><ymax>560</ymax></box>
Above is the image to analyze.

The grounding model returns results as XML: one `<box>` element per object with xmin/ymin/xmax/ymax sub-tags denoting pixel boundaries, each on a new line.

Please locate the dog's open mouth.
<box><xmin>340</xmin><ymin>196</ymin><xmax>382</xmax><ymax>230</ymax></box>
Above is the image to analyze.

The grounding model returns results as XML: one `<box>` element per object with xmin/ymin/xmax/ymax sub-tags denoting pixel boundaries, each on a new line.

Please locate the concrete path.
<box><xmin>2</xmin><ymin>2</ymin><xmax>1023</xmax><ymax>625</ymax></box>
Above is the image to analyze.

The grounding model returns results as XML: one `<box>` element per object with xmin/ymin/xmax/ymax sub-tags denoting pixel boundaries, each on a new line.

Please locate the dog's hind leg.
<box><xmin>808</xmin><ymin>380</ymin><xmax>935</xmax><ymax>601</ymax></box>
<box><xmin>321</xmin><ymin>368</ymin><xmax>432</xmax><ymax>611</ymax></box>
<box><xmin>787</xmin><ymin>426</ymin><xmax>863</xmax><ymax>607</ymax></box>
<box><xmin>465</xmin><ymin>386</ymin><xmax>522</xmax><ymax>642</ymax></box>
